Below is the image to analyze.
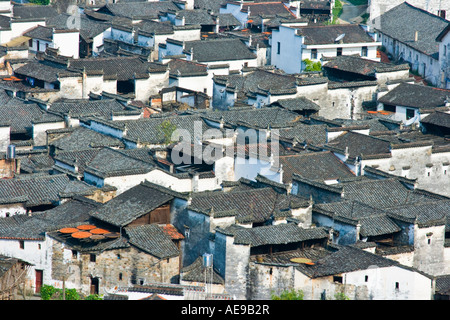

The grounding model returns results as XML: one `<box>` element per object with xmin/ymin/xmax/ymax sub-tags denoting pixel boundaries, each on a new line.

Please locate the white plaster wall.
<box><xmin>33</xmin><ymin>121</ymin><xmax>66</xmax><ymax>147</ymax></box>
<box><xmin>52</xmin><ymin>31</ymin><xmax>79</xmax><ymax>59</ymax></box>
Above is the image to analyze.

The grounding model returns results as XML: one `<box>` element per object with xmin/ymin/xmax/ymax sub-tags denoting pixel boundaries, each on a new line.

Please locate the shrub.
<box><xmin>271</xmin><ymin>289</ymin><xmax>304</xmax><ymax>300</ymax></box>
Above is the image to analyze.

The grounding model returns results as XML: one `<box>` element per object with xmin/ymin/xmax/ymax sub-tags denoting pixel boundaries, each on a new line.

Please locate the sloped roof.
<box><xmin>83</xmin><ymin>147</ymin><xmax>154</xmax><ymax>178</ymax></box>
<box><xmin>125</xmin><ymin>224</ymin><xmax>180</xmax><ymax>259</ymax></box>
<box><xmin>49</xmin><ymin>126</ymin><xmax>125</xmax><ymax>151</ymax></box>
<box><xmin>420</xmin><ymin>111</ymin><xmax>450</xmax><ymax>129</ymax></box>
<box><xmin>89</xmin><ymin>182</ymin><xmax>174</xmax><ymax>227</ymax></box>
<box><xmin>376</xmin><ymin>2</ymin><xmax>449</xmax><ymax>57</ymax></box>
<box><xmin>279</xmin><ymin>151</ymin><xmax>355</xmax><ymax>183</ymax></box>
<box><xmin>293</xmin><ymin>24</ymin><xmax>375</xmax><ymax>45</ymax></box>
<box><xmin>324</xmin><ymin>131</ymin><xmax>391</xmax><ymax>159</ymax></box>
<box><xmin>378</xmin><ymin>83</ymin><xmax>450</xmax><ymax>110</ymax></box>
<box><xmin>46</xmin><ymin>13</ymin><xmax>111</xmax><ymax>40</ymax></box>
<box><xmin>12</xmin><ymin>4</ymin><xmax>58</xmax><ymax>20</ymax></box>
<box><xmin>322</xmin><ymin>55</ymin><xmax>410</xmax><ymax>76</ymax></box>
<box><xmin>96</xmin><ymin>1</ymin><xmax>181</xmax><ymax>20</ymax></box>
<box><xmin>0</xmin><ymin>197</ymin><xmax>100</xmax><ymax>240</ymax></box>
<box><xmin>184</xmin><ymin>38</ymin><xmax>256</xmax><ymax>62</ymax></box>
<box><xmin>168</xmin><ymin>58</ymin><xmax>208</xmax><ymax>77</ymax></box>
<box><xmin>220</xmin><ymin>223</ymin><xmax>328</xmax><ymax>246</ymax></box>
<box><xmin>49</xmin><ymin>98</ymin><xmax>136</xmax><ymax>119</ymax></box>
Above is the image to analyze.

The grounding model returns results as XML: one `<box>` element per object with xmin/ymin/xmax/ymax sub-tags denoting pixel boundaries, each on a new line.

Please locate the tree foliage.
<box><xmin>303</xmin><ymin>59</ymin><xmax>322</xmax><ymax>72</ymax></box>
<box><xmin>271</xmin><ymin>289</ymin><xmax>304</xmax><ymax>300</ymax></box>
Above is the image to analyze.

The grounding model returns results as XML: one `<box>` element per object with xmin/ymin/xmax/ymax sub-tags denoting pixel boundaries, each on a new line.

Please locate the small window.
<box><xmin>38</xmin><ymin>244</ymin><xmax>41</xmax><ymax>250</ymax></box>
<box><xmin>395</xmin><ymin>282</ymin><xmax>400</xmax><ymax>290</ymax></box>
<box><xmin>361</xmin><ymin>46</ymin><xmax>368</xmax><ymax>57</ymax></box>
<box><xmin>277</xmin><ymin>42</ymin><xmax>281</xmax><ymax>54</ymax></box>
<box><xmin>139</xmin><ymin>279</ymin><xmax>145</xmax><ymax>285</ymax></box>
<box><xmin>117</xmin><ymin>254</ymin><xmax>121</xmax><ymax>260</ymax></box>
<box><xmin>5</xmin><ymin>212</ymin><xmax>10</xmax><ymax>217</ymax></box>
<box><xmin>439</xmin><ymin>10</ymin><xmax>446</xmax><ymax>19</ymax></box>
<box><xmin>428</xmin><ymin>239</ymin><xmax>431</xmax><ymax>245</ymax></box>
<box><xmin>311</xmin><ymin>49</ymin><xmax>318</xmax><ymax>59</ymax></box>
<box><xmin>72</xmin><ymin>250</ymin><xmax>77</xmax><ymax>259</ymax></box>
<box><xmin>90</xmin><ymin>254</ymin><xmax>96</xmax><ymax>262</ymax></box>
<box><xmin>119</xmin><ymin>273</ymin><xmax>123</xmax><ymax>281</ymax></box>
<box><xmin>406</xmin><ymin>108</ymin><xmax>415</xmax><ymax>120</ymax></box>
<box><xmin>333</xmin><ymin>276</ymin><xmax>343</xmax><ymax>283</ymax></box>
<box><xmin>365</xmin><ymin>275</ymin><xmax>369</xmax><ymax>282</ymax></box>
<box><xmin>19</xmin><ymin>240</ymin><xmax>24</xmax><ymax>250</ymax></box>
<box><xmin>337</xmin><ymin>48</ymin><xmax>342</xmax><ymax>56</ymax></box>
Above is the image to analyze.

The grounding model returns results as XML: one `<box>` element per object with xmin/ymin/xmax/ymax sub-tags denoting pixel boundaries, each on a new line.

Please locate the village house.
<box><xmin>271</xmin><ymin>24</ymin><xmax>381</xmax><ymax>74</ymax></box>
<box><xmin>368</xmin><ymin>0</ymin><xmax>450</xmax><ymax>24</ymax></box>
<box><xmin>159</xmin><ymin>37</ymin><xmax>258</xmax><ymax>71</ymax></box>
<box><xmin>436</xmin><ymin>24</ymin><xmax>450</xmax><ymax>89</ymax></box>
<box><xmin>374</xmin><ymin>2</ymin><xmax>450</xmax><ymax>87</ymax></box>
<box><xmin>0</xmin><ymin>2</ymin><xmax>58</xmax><ymax>45</ymax></box>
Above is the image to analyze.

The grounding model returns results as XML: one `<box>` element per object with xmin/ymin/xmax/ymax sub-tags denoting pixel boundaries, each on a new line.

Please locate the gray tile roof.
<box><xmin>221</xmin><ymin>223</ymin><xmax>328</xmax><ymax>246</ymax></box>
<box><xmin>23</xmin><ymin>25</ymin><xmax>53</xmax><ymax>41</ymax></box>
<box><xmin>279</xmin><ymin>151</ymin><xmax>355</xmax><ymax>183</ymax></box>
<box><xmin>89</xmin><ymin>182</ymin><xmax>174</xmax><ymax>227</ymax></box>
<box><xmin>386</xmin><ymin>200</ymin><xmax>450</xmax><ymax>228</ymax></box>
<box><xmin>184</xmin><ymin>38</ymin><xmax>257</xmax><ymax>62</ymax></box>
<box><xmin>293</xmin><ymin>24</ymin><xmax>376</xmax><ymax>45</ymax></box>
<box><xmin>324</xmin><ymin>131</ymin><xmax>391</xmax><ymax>159</ymax></box>
<box><xmin>68</xmin><ymin>56</ymin><xmax>167</xmax><ymax>81</ymax></box>
<box><xmin>421</xmin><ymin>111</ymin><xmax>450</xmax><ymax>129</ymax></box>
<box><xmin>378</xmin><ymin>83</ymin><xmax>450</xmax><ymax>110</ymax></box>
<box><xmin>125</xmin><ymin>224</ymin><xmax>180</xmax><ymax>259</ymax></box>
<box><xmin>0</xmin><ymin>197</ymin><xmax>100</xmax><ymax>240</ymax></box>
<box><xmin>0</xmin><ymin>97</ymin><xmax>62</xmax><ymax>134</ymax></box>
<box><xmin>14</xmin><ymin>59</ymin><xmax>80</xmax><ymax>84</ymax></box>
<box><xmin>200</xmin><ymin>105</ymin><xmax>301</xmax><ymax>129</ymax></box>
<box><xmin>12</xmin><ymin>4</ymin><xmax>58</xmax><ymax>20</ymax></box>
<box><xmin>49</xmin><ymin>126</ymin><xmax>125</xmax><ymax>152</ymax></box>
<box><xmin>0</xmin><ymin>174</ymin><xmax>97</xmax><ymax>207</ymax></box>
<box><xmin>376</xmin><ymin>2</ymin><xmax>450</xmax><ymax>57</ymax></box>
<box><xmin>188</xmin><ymin>187</ymin><xmax>305</xmax><ymax>223</ymax></box>
<box><xmin>314</xmin><ymin>200</ymin><xmax>401</xmax><ymax>237</ymax></box>
<box><xmin>49</xmin><ymin>98</ymin><xmax>138</xmax><ymax>119</ymax></box>
<box><xmin>274</xmin><ymin>122</ymin><xmax>328</xmax><ymax>145</ymax></box>
<box><xmin>322</xmin><ymin>55</ymin><xmax>410</xmax><ymax>77</ymax></box>
<box><xmin>97</xmin><ymin>1</ymin><xmax>181</xmax><ymax>20</ymax></box>
<box><xmin>46</xmin><ymin>13</ymin><xmax>110</xmax><ymax>40</ymax></box>
<box><xmin>83</xmin><ymin>147</ymin><xmax>154</xmax><ymax>178</ymax></box>
<box><xmin>181</xmin><ymin>256</ymin><xmax>224</xmax><ymax>284</ymax></box>
<box><xmin>271</xmin><ymin>97</ymin><xmax>321</xmax><ymax>112</ymax></box>
<box><xmin>173</xmin><ymin>9</ymin><xmax>216</xmax><ymax>25</ymax></box>
<box><xmin>168</xmin><ymin>58</ymin><xmax>208</xmax><ymax>77</ymax></box>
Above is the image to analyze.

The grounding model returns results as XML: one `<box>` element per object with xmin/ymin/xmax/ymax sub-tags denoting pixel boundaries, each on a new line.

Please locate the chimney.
<box><xmin>415</xmin><ymin>31</ymin><xmax>418</xmax><ymax>42</ymax></box>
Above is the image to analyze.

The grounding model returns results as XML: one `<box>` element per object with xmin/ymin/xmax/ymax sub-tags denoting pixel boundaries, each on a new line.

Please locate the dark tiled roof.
<box><xmin>421</xmin><ymin>111</ymin><xmax>450</xmax><ymax>129</ymax></box>
<box><xmin>223</xmin><ymin>223</ymin><xmax>328</xmax><ymax>246</ymax></box>
<box><xmin>49</xmin><ymin>126</ymin><xmax>125</xmax><ymax>151</ymax></box>
<box><xmin>0</xmin><ymin>197</ymin><xmax>100</xmax><ymax>240</ymax></box>
<box><xmin>378</xmin><ymin>83</ymin><xmax>450</xmax><ymax>110</ymax></box>
<box><xmin>217</xmin><ymin>13</ymin><xmax>240</xmax><ymax>26</ymax></box>
<box><xmin>322</xmin><ymin>55</ymin><xmax>409</xmax><ymax>76</ymax></box>
<box><xmin>184</xmin><ymin>38</ymin><xmax>256</xmax><ymax>62</ymax></box>
<box><xmin>97</xmin><ymin>1</ymin><xmax>181</xmax><ymax>20</ymax></box>
<box><xmin>14</xmin><ymin>59</ymin><xmax>80</xmax><ymax>83</ymax></box>
<box><xmin>188</xmin><ymin>187</ymin><xmax>301</xmax><ymax>223</ymax></box>
<box><xmin>125</xmin><ymin>224</ymin><xmax>180</xmax><ymax>259</ymax></box>
<box><xmin>385</xmin><ymin>200</ymin><xmax>450</xmax><ymax>228</ymax></box>
<box><xmin>324</xmin><ymin>131</ymin><xmax>391</xmax><ymax>158</ymax></box>
<box><xmin>272</xmin><ymin>97</ymin><xmax>320</xmax><ymax>112</ymax></box>
<box><xmin>274</xmin><ymin>122</ymin><xmax>328</xmax><ymax>146</ymax></box>
<box><xmin>23</xmin><ymin>25</ymin><xmax>53</xmax><ymax>41</ymax></box>
<box><xmin>0</xmin><ymin>174</ymin><xmax>96</xmax><ymax>207</ymax></box>
<box><xmin>49</xmin><ymin>98</ymin><xmax>136</xmax><ymax>119</ymax></box>
<box><xmin>68</xmin><ymin>56</ymin><xmax>167</xmax><ymax>81</ymax></box>
<box><xmin>279</xmin><ymin>151</ymin><xmax>355</xmax><ymax>183</ymax></box>
<box><xmin>89</xmin><ymin>182</ymin><xmax>173</xmax><ymax>227</ymax></box>
<box><xmin>181</xmin><ymin>256</ymin><xmax>224</xmax><ymax>284</ymax></box>
<box><xmin>0</xmin><ymin>97</ymin><xmax>62</xmax><ymax>134</ymax></box>
<box><xmin>168</xmin><ymin>58</ymin><xmax>208</xmax><ymax>77</ymax></box>
<box><xmin>46</xmin><ymin>13</ymin><xmax>110</xmax><ymax>40</ymax></box>
<box><xmin>83</xmin><ymin>147</ymin><xmax>154</xmax><ymax>178</ymax></box>
<box><xmin>376</xmin><ymin>2</ymin><xmax>450</xmax><ymax>57</ymax></box>
<box><xmin>174</xmin><ymin>9</ymin><xmax>216</xmax><ymax>25</ymax></box>
<box><xmin>314</xmin><ymin>200</ymin><xmax>401</xmax><ymax>237</ymax></box>
<box><xmin>241</xmin><ymin>2</ymin><xmax>295</xmax><ymax>18</ymax></box>
<box><xmin>293</xmin><ymin>24</ymin><xmax>375</xmax><ymax>45</ymax></box>
<box><xmin>13</xmin><ymin>4</ymin><xmax>58</xmax><ymax>20</ymax></box>
<box><xmin>201</xmin><ymin>105</ymin><xmax>301</xmax><ymax>129</ymax></box>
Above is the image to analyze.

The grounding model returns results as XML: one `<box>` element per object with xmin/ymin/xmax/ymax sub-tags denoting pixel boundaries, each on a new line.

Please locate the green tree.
<box><xmin>334</xmin><ymin>292</ymin><xmax>350</xmax><ymax>300</ymax></box>
<box><xmin>271</xmin><ymin>289</ymin><xmax>304</xmax><ymax>300</ymax></box>
<box><xmin>29</xmin><ymin>0</ymin><xmax>50</xmax><ymax>5</ymax></box>
<box><xmin>159</xmin><ymin>120</ymin><xmax>178</xmax><ymax>144</ymax></box>
<box><xmin>303</xmin><ymin>59</ymin><xmax>322</xmax><ymax>72</ymax></box>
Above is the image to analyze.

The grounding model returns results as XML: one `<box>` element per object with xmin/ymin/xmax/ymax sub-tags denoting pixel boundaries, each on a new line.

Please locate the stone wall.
<box><xmin>50</xmin><ymin>239</ymin><xmax>180</xmax><ymax>296</ymax></box>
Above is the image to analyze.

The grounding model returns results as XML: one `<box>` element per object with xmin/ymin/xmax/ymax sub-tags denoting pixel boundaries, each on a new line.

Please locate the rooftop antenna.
<box><xmin>335</xmin><ymin>33</ymin><xmax>345</xmax><ymax>43</ymax></box>
<box><xmin>203</xmin><ymin>253</ymin><xmax>213</xmax><ymax>299</ymax></box>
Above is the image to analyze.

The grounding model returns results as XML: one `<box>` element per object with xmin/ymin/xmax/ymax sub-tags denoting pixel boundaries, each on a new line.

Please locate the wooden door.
<box><xmin>35</xmin><ymin>270</ymin><xmax>43</xmax><ymax>294</ymax></box>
